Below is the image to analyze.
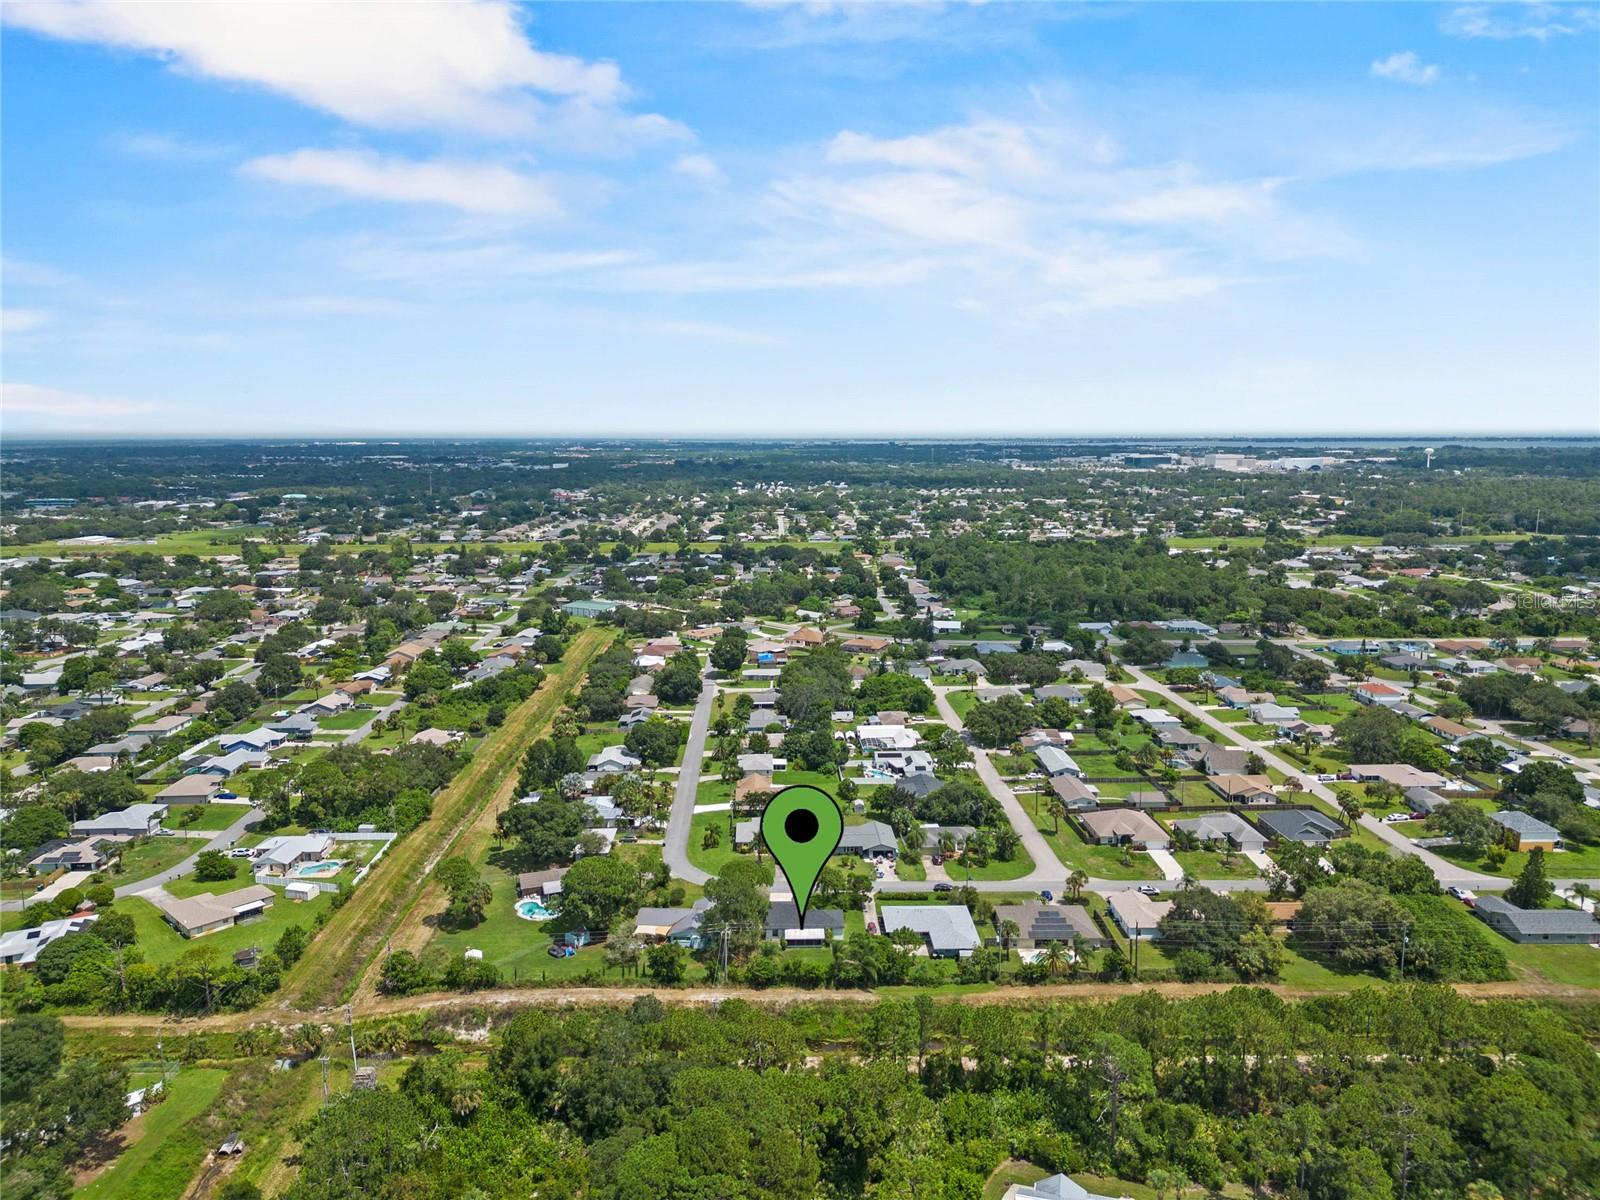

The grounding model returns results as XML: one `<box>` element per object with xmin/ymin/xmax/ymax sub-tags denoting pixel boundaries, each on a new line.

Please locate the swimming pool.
<box><xmin>289</xmin><ymin>860</ymin><xmax>343</xmax><ymax>878</ymax></box>
<box><xmin>515</xmin><ymin>897</ymin><xmax>555</xmax><ymax>921</ymax></box>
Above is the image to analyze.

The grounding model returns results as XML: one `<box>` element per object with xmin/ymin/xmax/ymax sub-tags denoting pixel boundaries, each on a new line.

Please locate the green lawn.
<box><xmin>943</xmin><ymin>846</ymin><xmax>1036</xmax><ymax>882</ymax></box>
<box><xmin>1499</xmin><ymin>940</ymin><xmax>1600</xmax><ymax>989</ymax></box>
<box><xmin>114</xmin><ymin>838</ymin><xmax>199</xmax><ymax>884</ymax></box>
<box><xmin>78</xmin><ymin>1067</ymin><xmax>228</xmax><ymax>1200</ymax></box>
<box><xmin>166</xmin><ymin>803</ymin><xmax>252</xmax><ymax>832</ymax></box>
<box><xmin>121</xmin><ymin>890</ymin><xmax>332</xmax><ymax>968</ymax></box>
<box><xmin>1171</xmin><ymin>849</ymin><xmax>1260</xmax><ymax>880</ymax></box>
<box><xmin>1432</xmin><ymin>842</ymin><xmax>1600</xmax><ymax>879</ymax></box>
<box><xmin>688</xmin><ymin>809</ymin><xmax>744</xmax><ymax>876</ymax></box>
<box><xmin>314</xmin><ymin>709</ymin><xmax>374</xmax><ymax>731</ymax></box>
<box><xmin>1029</xmin><ymin>813</ymin><xmax>1161</xmax><ymax>880</ymax></box>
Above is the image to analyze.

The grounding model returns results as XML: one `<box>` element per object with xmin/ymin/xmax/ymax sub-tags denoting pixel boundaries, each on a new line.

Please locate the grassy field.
<box><xmin>1171</xmin><ymin>849</ymin><xmax>1260</xmax><ymax>880</ymax></box>
<box><xmin>943</xmin><ymin>846</ymin><xmax>1036</xmax><ymax>882</ymax></box>
<box><xmin>1500</xmin><ymin>939</ymin><xmax>1600</xmax><ymax>988</ymax></box>
<box><xmin>1029</xmin><ymin>812</ymin><xmax>1162</xmax><ymax>880</ymax></box>
<box><xmin>122</xmin><ymin>891</ymin><xmax>333</xmax><ymax>968</ymax></box>
<box><xmin>115</xmin><ymin>838</ymin><xmax>200</xmax><ymax>883</ymax></box>
<box><xmin>167</xmin><ymin>803</ymin><xmax>253</xmax><ymax>832</ymax></box>
<box><xmin>1432</xmin><ymin>842</ymin><xmax>1600</xmax><ymax>879</ymax></box>
<box><xmin>77</xmin><ymin>1067</ymin><xmax>227</xmax><ymax>1200</ymax></box>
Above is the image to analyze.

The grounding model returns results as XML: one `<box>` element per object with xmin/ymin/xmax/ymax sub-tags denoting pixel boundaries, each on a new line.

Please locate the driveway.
<box><xmin>343</xmin><ymin>699</ymin><xmax>406</xmax><ymax>745</ymax></box>
<box><xmin>1146</xmin><ymin>847</ymin><xmax>1185</xmax><ymax>881</ymax></box>
<box><xmin>662</xmin><ymin>667</ymin><xmax>717</xmax><ymax>886</ymax></box>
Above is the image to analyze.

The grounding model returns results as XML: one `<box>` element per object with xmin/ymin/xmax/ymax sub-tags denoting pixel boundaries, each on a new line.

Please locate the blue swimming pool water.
<box><xmin>290</xmin><ymin>860</ymin><xmax>342</xmax><ymax>877</ymax></box>
<box><xmin>515</xmin><ymin>897</ymin><xmax>554</xmax><ymax>921</ymax></box>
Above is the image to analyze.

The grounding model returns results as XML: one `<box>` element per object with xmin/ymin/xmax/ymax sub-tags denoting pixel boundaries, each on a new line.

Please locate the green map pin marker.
<box><xmin>760</xmin><ymin>784</ymin><xmax>844</xmax><ymax>928</ymax></box>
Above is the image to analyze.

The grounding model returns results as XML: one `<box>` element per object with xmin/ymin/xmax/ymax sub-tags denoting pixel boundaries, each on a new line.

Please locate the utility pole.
<box><xmin>1132</xmin><ymin>928</ymin><xmax>1140</xmax><ymax>977</ymax></box>
<box><xmin>346</xmin><ymin>1003</ymin><xmax>358</xmax><ymax>1073</ymax></box>
<box><xmin>1398</xmin><ymin>930</ymin><xmax>1409</xmax><ymax>981</ymax></box>
<box><xmin>318</xmin><ymin>1055</ymin><xmax>330</xmax><ymax>1102</ymax></box>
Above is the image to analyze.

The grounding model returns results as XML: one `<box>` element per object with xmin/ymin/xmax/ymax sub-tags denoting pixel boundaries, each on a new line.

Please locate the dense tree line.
<box><xmin>274</xmin><ymin>988</ymin><xmax>1600</xmax><ymax>1200</ymax></box>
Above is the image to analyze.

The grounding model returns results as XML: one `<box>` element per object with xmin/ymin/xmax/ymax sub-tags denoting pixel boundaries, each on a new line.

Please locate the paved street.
<box><xmin>662</xmin><ymin>669</ymin><xmax>717</xmax><ymax>885</ymax></box>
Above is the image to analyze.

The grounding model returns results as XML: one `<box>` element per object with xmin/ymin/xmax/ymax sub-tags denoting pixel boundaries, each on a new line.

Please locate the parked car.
<box><xmin>1039</xmin><ymin>890</ymin><xmax>1054</xmax><ymax>902</ymax></box>
<box><xmin>930</xmin><ymin>854</ymin><xmax>944</xmax><ymax>865</ymax></box>
<box><xmin>933</xmin><ymin>882</ymin><xmax>954</xmax><ymax>893</ymax></box>
<box><xmin>1382</xmin><ymin>812</ymin><xmax>1411</xmax><ymax>824</ymax></box>
<box><xmin>1137</xmin><ymin>884</ymin><xmax>1161</xmax><ymax>896</ymax></box>
<box><xmin>547</xmin><ymin>944</ymin><xmax>576</xmax><ymax>958</ymax></box>
<box><xmin>1447</xmin><ymin>886</ymin><xmax>1477</xmax><ymax>907</ymax></box>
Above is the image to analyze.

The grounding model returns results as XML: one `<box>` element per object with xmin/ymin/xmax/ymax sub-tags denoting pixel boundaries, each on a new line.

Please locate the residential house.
<box><xmin>517</xmin><ymin>868</ymin><xmax>568</xmax><ymax>900</ymax></box>
<box><xmin>633</xmin><ymin>899</ymin><xmax>712</xmax><ymax>949</ymax></box>
<box><xmin>218</xmin><ymin>728</ymin><xmax>287</xmax><ymax>754</ymax></box>
<box><xmin>1129</xmin><ymin>708</ymin><xmax>1181</xmax><ymax>729</ymax></box>
<box><xmin>993</xmin><ymin>901</ymin><xmax>1106</xmax><ymax>950</ymax></box>
<box><xmin>28</xmin><ymin>838</ymin><xmax>113</xmax><ymax>873</ymax></box>
<box><xmin>1347</xmin><ymin>764</ymin><xmax>1448</xmax><ymax>790</ymax></box>
<box><xmin>1403</xmin><ymin>787</ymin><xmax>1450</xmax><ymax>816</ymax></box>
<box><xmin>155</xmin><ymin>775</ymin><xmax>223</xmax><ymax>803</ymax></box>
<box><xmin>252</xmin><ymin>833</ymin><xmax>334</xmax><ymax>876</ymax></box>
<box><xmin>0</xmin><ymin>914</ymin><xmax>99</xmax><ymax>966</ymax></box>
<box><xmin>1170</xmin><ymin>811</ymin><xmax>1266</xmax><ymax>853</ymax></box>
<box><xmin>764</xmin><ymin>899</ymin><xmax>844</xmax><ymax>944</ymax></box>
<box><xmin>856</xmin><ymin>724</ymin><xmax>919</xmax><ymax>752</ymax></box>
<box><xmin>1034</xmin><ymin>745</ymin><xmax>1083</xmax><ymax>778</ymax></box>
<box><xmin>1107</xmin><ymin>892</ymin><xmax>1172</xmax><ymax>940</ymax></box>
<box><xmin>587</xmin><ymin>745</ymin><xmax>642</xmax><ymax>774</ymax></box>
<box><xmin>1217</xmin><ymin>687</ymin><xmax>1273</xmax><ymax>709</ymax></box>
<box><xmin>1077</xmin><ymin>808</ymin><xmax>1170</xmax><ymax>849</ymax></box>
<box><xmin>1491</xmin><ymin>810</ymin><xmax>1562</xmax><ymax>851</ymax></box>
<box><xmin>838</xmin><ymin>820</ymin><xmax>898</xmax><ymax>858</ymax></box>
<box><xmin>1255</xmin><ymin>808</ymin><xmax>1346</xmax><ymax>846</ymax></box>
<box><xmin>1198</xmin><ymin>747</ymin><xmax>1251</xmax><ymax>776</ymax></box>
<box><xmin>157</xmin><ymin>885</ymin><xmax>275</xmax><ymax>939</ymax></box>
<box><xmin>1207</xmin><ymin>774</ymin><xmax>1277</xmax><ymax>804</ymax></box>
<box><xmin>1049</xmin><ymin>775</ymin><xmax>1100</xmax><ymax>811</ymax></box>
<box><xmin>195</xmin><ymin>749</ymin><xmax>270</xmax><ymax>777</ymax></box>
<box><xmin>874</xmin><ymin>748</ymin><xmax>934</xmax><ymax>777</ymax></box>
<box><xmin>1353</xmin><ymin>681</ymin><xmax>1405</xmax><ymax>706</ymax></box>
<box><xmin>1473</xmin><ymin>895</ymin><xmax>1598</xmax><ymax>944</ymax></box>
<box><xmin>71</xmin><ymin>803</ymin><xmax>168</xmax><ymax>838</ymax></box>
<box><xmin>1001</xmin><ymin>1174</ymin><xmax>1131</xmax><ymax>1200</ymax></box>
<box><xmin>1424</xmin><ymin>716</ymin><xmax>1477</xmax><ymax>744</ymax></box>
<box><xmin>879</xmin><ymin>904</ymin><xmax>981</xmax><ymax>957</ymax></box>
<box><xmin>1248</xmin><ymin>702</ymin><xmax>1301</xmax><ymax>726</ymax></box>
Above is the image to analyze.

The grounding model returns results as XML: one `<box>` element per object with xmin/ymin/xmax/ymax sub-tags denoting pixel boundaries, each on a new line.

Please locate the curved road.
<box><xmin>113</xmin><ymin>804</ymin><xmax>264</xmax><ymax>898</ymax></box>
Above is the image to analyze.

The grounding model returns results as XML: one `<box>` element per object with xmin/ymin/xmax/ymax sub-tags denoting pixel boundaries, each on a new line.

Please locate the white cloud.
<box><xmin>672</xmin><ymin>153</ymin><xmax>726</xmax><ymax>183</ymax></box>
<box><xmin>1</xmin><ymin>308</ymin><xmax>50</xmax><ymax>334</ymax></box>
<box><xmin>1442</xmin><ymin>3</ymin><xmax>1600</xmax><ymax>40</ymax></box>
<box><xmin>1104</xmin><ymin>180</ymin><xmax>1282</xmax><ymax>225</ymax></box>
<box><xmin>1</xmin><ymin>0</ymin><xmax>675</xmax><ymax>141</ymax></box>
<box><xmin>2</xmin><ymin>382</ymin><xmax>167</xmax><ymax>421</ymax></box>
<box><xmin>241</xmin><ymin>149</ymin><xmax>562</xmax><ymax>217</ymax></box>
<box><xmin>115</xmin><ymin>131</ymin><xmax>233</xmax><ymax>161</ymax></box>
<box><xmin>1371</xmin><ymin>51</ymin><xmax>1441</xmax><ymax>85</ymax></box>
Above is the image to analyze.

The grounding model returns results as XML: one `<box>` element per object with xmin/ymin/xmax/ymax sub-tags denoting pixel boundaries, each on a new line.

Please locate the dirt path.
<box><xmin>348</xmin><ymin>630</ymin><xmax>613</xmax><ymax>1006</ymax></box>
<box><xmin>276</xmin><ymin>628</ymin><xmax>613</xmax><ymax>1012</ymax></box>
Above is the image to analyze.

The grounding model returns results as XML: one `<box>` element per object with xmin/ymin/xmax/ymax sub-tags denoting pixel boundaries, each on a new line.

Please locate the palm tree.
<box><xmin>1336</xmin><ymin>790</ymin><xmax>1363</xmax><ymax>828</ymax></box>
<box><xmin>1067</xmin><ymin>869</ymin><xmax>1088</xmax><ymax>901</ymax></box>
<box><xmin>997</xmin><ymin>918</ymin><xmax>1021</xmax><ymax>959</ymax></box>
<box><xmin>901</xmin><ymin>823</ymin><xmax>925</xmax><ymax>856</ymax></box>
<box><xmin>1040</xmin><ymin>940</ymin><xmax>1068</xmax><ymax>978</ymax></box>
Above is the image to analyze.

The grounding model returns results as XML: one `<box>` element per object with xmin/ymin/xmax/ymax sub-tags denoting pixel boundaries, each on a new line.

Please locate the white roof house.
<box><xmin>856</xmin><ymin>724</ymin><xmax>919</xmax><ymax>751</ymax></box>
<box><xmin>1034</xmin><ymin>745</ymin><xmax>1082</xmax><ymax>778</ymax></box>
<box><xmin>1130</xmin><ymin>708</ymin><xmax>1181</xmax><ymax>727</ymax></box>
<box><xmin>880</xmin><ymin>904</ymin><xmax>982</xmax><ymax>957</ymax></box>
<box><xmin>253</xmin><ymin>833</ymin><xmax>333</xmax><ymax>873</ymax></box>
<box><xmin>587</xmin><ymin>745</ymin><xmax>642</xmax><ymax>774</ymax></box>
<box><xmin>71</xmin><ymin>803</ymin><xmax>169</xmax><ymax>837</ymax></box>
<box><xmin>0</xmin><ymin>914</ymin><xmax>99</xmax><ymax>965</ymax></box>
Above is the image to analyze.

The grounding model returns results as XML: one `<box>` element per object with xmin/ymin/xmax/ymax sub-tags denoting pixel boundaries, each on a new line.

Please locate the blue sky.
<box><xmin>2</xmin><ymin>1</ymin><xmax>1596</xmax><ymax>436</ymax></box>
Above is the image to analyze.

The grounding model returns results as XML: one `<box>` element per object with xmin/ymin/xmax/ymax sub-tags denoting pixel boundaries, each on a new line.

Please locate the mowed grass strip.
<box><xmin>284</xmin><ymin>627</ymin><xmax>614</xmax><ymax>1009</ymax></box>
<box><xmin>77</xmin><ymin>1068</ymin><xmax>227</xmax><ymax>1200</ymax></box>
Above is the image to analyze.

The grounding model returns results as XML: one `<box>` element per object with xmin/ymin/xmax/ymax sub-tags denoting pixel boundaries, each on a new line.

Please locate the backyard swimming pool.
<box><xmin>515</xmin><ymin>897</ymin><xmax>554</xmax><ymax>921</ymax></box>
<box><xmin>290</xmin><ymin>860</ymin><xmax>343</xmax><ymax>878</ymax></box>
